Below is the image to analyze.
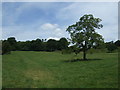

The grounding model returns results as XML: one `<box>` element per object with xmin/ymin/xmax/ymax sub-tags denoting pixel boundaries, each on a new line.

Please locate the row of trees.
<box><xmin>2</xmin><ymin>37</ymin><xmax>69</xmax><ymax>55</ymax></box>
<box><xmin>1</xmin><ymin>36</ymin><xmax>120</xmax><ymax>55</ymax></box>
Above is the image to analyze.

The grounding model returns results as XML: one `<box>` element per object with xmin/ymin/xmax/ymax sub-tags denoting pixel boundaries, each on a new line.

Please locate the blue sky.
<box><xmin>2</xmin><ymin>2</ymin><xmax>118</xmax><ymax>42</ymax></box>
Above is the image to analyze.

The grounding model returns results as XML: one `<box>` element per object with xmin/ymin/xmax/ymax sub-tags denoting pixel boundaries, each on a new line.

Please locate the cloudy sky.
<box><xmin>2</xmin><ymin>2</ymin><xmax>118</xmax><ymax>42</ymax></box>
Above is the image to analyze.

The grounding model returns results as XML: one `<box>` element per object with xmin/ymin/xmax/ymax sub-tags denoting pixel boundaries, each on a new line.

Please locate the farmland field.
<box><xmin>2</xmin><ymin>51</ymin><xmax>118</xmax><ymax>88</ymax></box>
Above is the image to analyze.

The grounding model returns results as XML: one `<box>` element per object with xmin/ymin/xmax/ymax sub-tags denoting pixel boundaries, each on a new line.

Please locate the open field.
<box><xmin>2</xmin><ymin>51</ymin><xmax>118</xmax><ymax>88</ymax></box>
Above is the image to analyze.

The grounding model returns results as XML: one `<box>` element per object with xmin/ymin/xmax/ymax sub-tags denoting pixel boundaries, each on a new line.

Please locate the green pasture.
<box><xmin>2</xmin><ymin>51</ymin><xmax>118</xmax><ymax>88</ymax></box>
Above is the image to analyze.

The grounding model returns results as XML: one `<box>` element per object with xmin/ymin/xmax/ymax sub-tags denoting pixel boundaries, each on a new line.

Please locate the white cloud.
<box><xmin>2</xmin><ymin>23</ymin><xmax>68</xmax><ymax>41</ymax></box>
<box><xmin>37</xmin><ymin>23</ymin><xmax>67</xmax><ymax>39</ymax></box>
<box><xmin>40</xmin><ymin>23</ymin><xmax>58</xmax><ymax>30</ymax></box>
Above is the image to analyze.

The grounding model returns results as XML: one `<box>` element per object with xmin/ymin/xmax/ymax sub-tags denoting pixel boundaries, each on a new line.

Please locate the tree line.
<box><xmin>1</xmin><ymin>36</ymin><xmax>120</xmax><ymax>55</ymax></box>
<box><xmin>1</xmin><ymin>37</ymin><xmax>69</xmax><ymax>55</ymax></box>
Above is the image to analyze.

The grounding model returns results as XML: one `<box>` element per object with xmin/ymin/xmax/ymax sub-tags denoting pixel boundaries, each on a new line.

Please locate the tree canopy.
<box><xmin>66</xmin><ymin>14</ymin><xmax>104</xmax><ymax>60</ymax></box>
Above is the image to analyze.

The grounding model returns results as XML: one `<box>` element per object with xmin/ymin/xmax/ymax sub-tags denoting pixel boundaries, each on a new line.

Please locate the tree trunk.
<box><xmin>83</xmin><ymin>41</ymin><xmax>87</xmax><ymax>60</ymax></box>
<box><xmin>83</xmin><ymin>50</ymin><xmax>87</xmax><ymax>60</ymax></box>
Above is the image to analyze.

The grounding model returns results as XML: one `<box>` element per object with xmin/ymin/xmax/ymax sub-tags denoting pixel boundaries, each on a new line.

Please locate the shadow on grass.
<box><xmin>64</xmin><ymin>58</ymin><xmax>102</xmax><ymax>63</ymax></box>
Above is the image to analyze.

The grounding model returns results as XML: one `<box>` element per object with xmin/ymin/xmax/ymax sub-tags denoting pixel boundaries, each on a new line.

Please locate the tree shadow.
<box><xmin>64</xmin><ymin>58</ymin><xmax>102</xmax><ymax>63</ymax></box>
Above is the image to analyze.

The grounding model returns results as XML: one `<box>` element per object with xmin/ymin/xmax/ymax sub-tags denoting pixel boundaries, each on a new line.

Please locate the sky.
<box><xmin>1</xmin><ymin>2</ymin><xmax>118</xmax><ymax>42</ymax></box>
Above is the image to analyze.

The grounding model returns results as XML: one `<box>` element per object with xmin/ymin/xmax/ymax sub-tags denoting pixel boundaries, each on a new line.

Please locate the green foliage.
<box><xmin>68</xmin><ymin>45</ymin><xmax>82</xmax><ymax>55</ymax></box>
<box><xmin>46</xmin><ymin>39</ymin><xmax>58</xmax><ymax>51</ymax></box>
<box><xmin>93</xmin><ymin>41</ymin><xmax>106</xmax><ymax>49</ymax></box>
<box><xmin>2</xmin><ymin>37</ymin><xmax>17</xmax><ymax>54</ymax></box>
<box><xmin>66</xmin><ymin>14</ymin><xmax>104</xmax><ymax>60</ymax></box>
<box><xmin>3</xmin><ymin>37</ymin><xmax>69</xmax><ymax>52</ymax></box>
<box><xmin>58</xmin><ymin>37</ymin><xmax>69</xmax><ymax>50</ymax></box>
<box><xmin>106</xmin><ymin>41</ymin><xmax>117</xmax><ymax>53</ymax></box>
<box><xmin>46</xmin><ymin>38</ymin><xmax>69</xmax><ymax>51</ymax></box>
<box><xmin>2</xmin><ymin>40</ymin><xmax>11</xmax><ymax>55</ymax></box>
<box><xmin>114</xmin><ymin>40</ymin><xmax>120</xmax><ymax>47</ymax></box>
<box><xmin>30</xmin><ymin>39</ymin><xmax>43</xmax><ymax>51</ymax></box>
<box><xmin>0</xmin><ymin>40</ymin><xmax>2</xmax><ymax>55</ymax></box>
<box><xmin>2</xmin><ymin>51</ymin><xmax>118</xmax><ymax>88</ymax></box>
<box><xmin>7</xmin><ymin>37</ymin><xmax>17</xmax><ymax>51</ymax></box>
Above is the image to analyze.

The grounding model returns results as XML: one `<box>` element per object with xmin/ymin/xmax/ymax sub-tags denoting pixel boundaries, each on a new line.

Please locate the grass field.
<box><xmin>2</xmin><ymin>51</ymin><xmax>118</xmax><ymax>88</ymax></box>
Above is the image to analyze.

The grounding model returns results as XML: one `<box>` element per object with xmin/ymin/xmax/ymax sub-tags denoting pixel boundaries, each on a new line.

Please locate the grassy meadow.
<box><xmin>2</xmin><ymin>51</ymin><xmax>118</xmax><ymax>88</ymax></box>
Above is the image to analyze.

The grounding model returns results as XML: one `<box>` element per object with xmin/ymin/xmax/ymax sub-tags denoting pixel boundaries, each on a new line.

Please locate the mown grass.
<box><xmin>2</xmin><ymin>51</ymin><xmax>118</xmax><ymax>88</ymax></box>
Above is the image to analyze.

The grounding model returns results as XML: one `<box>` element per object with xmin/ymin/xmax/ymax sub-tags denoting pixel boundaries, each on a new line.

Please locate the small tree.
<box><xmin>66</xmin><ymin>14</ymin><xmax>104</xmax><ymax>60</ymax></box>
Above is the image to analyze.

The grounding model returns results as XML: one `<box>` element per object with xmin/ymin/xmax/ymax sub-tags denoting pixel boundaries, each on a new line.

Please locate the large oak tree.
<box><xmin>66</xmin><ymin>14</ymin><xmax>104</xmax><ymax>60</ymax></box>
